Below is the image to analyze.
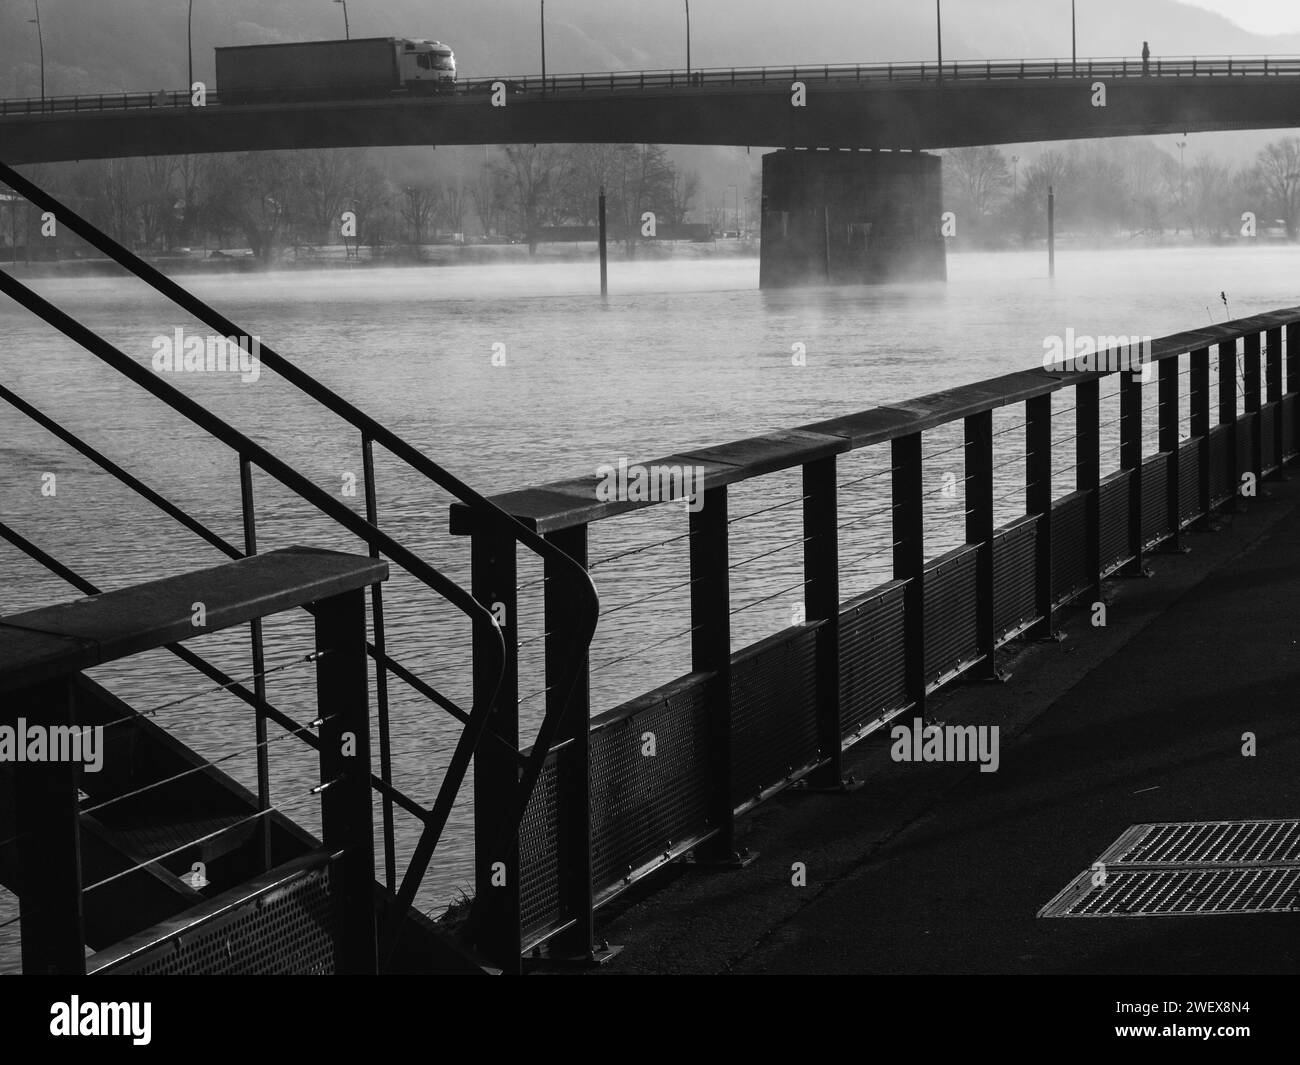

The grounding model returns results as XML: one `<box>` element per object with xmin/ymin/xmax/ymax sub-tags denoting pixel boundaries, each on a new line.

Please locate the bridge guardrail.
<box><xmin>4</xmin><ymin>55</ymin><xmax>1300</xmax><ymax>116</ymax></box>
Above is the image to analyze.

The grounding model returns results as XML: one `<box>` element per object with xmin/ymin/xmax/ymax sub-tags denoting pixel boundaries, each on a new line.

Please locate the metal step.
<box><xmin>1</xmin><ymin>675</ymin><xmax>488</xmax><ymax>971</ymax></box>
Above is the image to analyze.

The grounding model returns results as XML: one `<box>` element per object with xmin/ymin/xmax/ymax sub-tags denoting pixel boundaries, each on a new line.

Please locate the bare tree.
<box><xmin>471</xmin><ymin>158</ymin><xmax>508</xmax><ymax>238</ymax></box>
<box><xmin>500</xmin><ymin>144</ymin><xmax>565</xmax><ymax>252</ymax></box>
<box><xmin>1255</xmin><ymin>137</ymin><xmax>1300</xmax><ymax>239</ymax></box>
<box><xmin>400</xmin><ymin>183</ymin><xmax>440</xmax><ymax>255</ymax></box>
<box><xmin>947</xmin><ymin>146</ymin><xmax>1011</xmax><ymax>220</ymax></box>
<box><xmin>440</xmin><ymin>181</ymin><xmax>469</xmax><ymax>240</ymax></box>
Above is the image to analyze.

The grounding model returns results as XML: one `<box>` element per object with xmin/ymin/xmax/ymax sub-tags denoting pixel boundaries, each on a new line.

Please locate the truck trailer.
<box><xmin>214</xmin><ymin>37</ymin><xmax>456</xmax><ymax>103</ymax></box>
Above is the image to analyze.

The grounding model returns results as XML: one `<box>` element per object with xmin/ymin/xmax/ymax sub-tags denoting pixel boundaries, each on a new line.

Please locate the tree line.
<box><xmin>943</xmin><ymin>136</ymin><xmax>1300</xmax><ymax>246</ymax></box>
<box><xmin>5</xmin><ymin>143</ymin><xmax>702</xmax><ymax>261</ymax></box>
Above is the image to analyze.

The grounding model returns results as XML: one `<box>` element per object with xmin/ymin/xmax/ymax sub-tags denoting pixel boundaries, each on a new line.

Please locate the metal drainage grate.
<box><xmin>1040</xmin><ymin>820</ymin><xmax>1300</xmax><ymax>919</ymax></box>
<box><xmin>1099</xmin><ymin>819</ymin><xmax>1300</xmax><ymax>866</ymax></box>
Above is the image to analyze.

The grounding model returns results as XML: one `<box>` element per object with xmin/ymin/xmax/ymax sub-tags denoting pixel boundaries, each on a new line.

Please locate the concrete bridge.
<box><xmin>4</xmin><ymin>55</ymin><xmax>1300</xmax><ymax>284</ymax></box>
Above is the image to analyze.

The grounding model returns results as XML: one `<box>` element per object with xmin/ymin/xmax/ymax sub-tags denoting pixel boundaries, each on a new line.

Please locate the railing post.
<box><xmin>1191</xmin><ymin>347</ymin><xmax>1211</xmax><ymax>519</ymax></box>
<box><xmin>1026</xmin><ymin>394</ymin><xmax>1056</xmax><ymax>637</ymax></box>
<box><xmin>545</xmin><ymin>523</ymin><xmax>597</xmax><ymax>960</ymax></box>
<box><xmin>1220</xmin><ymin>339</ymin><xmax>1239</xmax><ymax>508</ymax></box>
<box><xmin>686</xmin><ymin>486</ymin><xmax>738</xmax><ymax>863</ymax></box>
<box><xmin>690</xmin><ymin>485</ymin><xmax>741</xmax><ymax>861</ymax></box>
<box><xmin>803</xmin><ymin>456</ymin><xmax>846</xmax><ymax>787</ymax></box>
<box><xmin>1075</xmin><ymin>380</ymin><xmax>1102</xmax><ymax>599</ymax></box>
<box><xmin>1243</xmin><ymin>331</ymin><xmax>1263</xmax><ymax>482</ymax></box>
<box><xmin>1119</xmin><ymin>370</ymin><xmax>1147</xmax><ymax>574</ymax></box>
<box><xmin>314</xmin><ymin>586</ymin><xmax>378</xmax><ymax>974</ymax></box>
<box><xmin>470</xmin><ymin>523</ymin><xmax>521</xmax><ymax>972</ymax></box>
<box><xmin>965</xmin><ymin>412</ymin><xmax>996</xmax><ymax>677</ymax></box>
<box><xmin>1266</xmin><ymin>326</ymin><xmax>1283</xmax><ymax>471</ymax></box>
<box><xmin>1288</xmin><ymin>323</ymin><xmax>1299</xmax><ymax>398</ymax></box>
<box><xmin>1158</xmin><ymin>355</ymin><xmax>1185</xmax><ymax>550</ymax></box>
<box><xmin>893</xmin><ymin>433</ymin><xmax>926</xmax><ymax>718</ymax></box>
<box><xmin>15</xmin><ymin>678</ymin><xmax>85</xmax><ymax>975</ymax></box>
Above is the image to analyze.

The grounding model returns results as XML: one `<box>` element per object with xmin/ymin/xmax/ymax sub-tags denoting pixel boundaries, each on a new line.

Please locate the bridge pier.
<box><xmin>759</xmin><ymin>149</ymin><xmax>946</xmax><ymax>287</ymax></box>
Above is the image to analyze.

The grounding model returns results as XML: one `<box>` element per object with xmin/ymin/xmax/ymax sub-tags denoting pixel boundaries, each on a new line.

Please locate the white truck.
<box><xmin>215</xmin><ymin>37</ymin><xmax>456</xmax><ymax>103</ymax></box>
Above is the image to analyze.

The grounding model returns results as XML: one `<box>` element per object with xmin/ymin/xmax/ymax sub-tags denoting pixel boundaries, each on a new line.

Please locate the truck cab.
<box><xmin>400</xmin><ymin>39</ymin><xmax>456</xmax><ymax>92</ymax></box>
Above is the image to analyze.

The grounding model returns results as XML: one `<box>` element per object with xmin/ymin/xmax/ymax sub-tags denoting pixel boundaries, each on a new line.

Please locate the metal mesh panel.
<box><xmin>923</xmin><ymin>546</ymin><xmax>979</xmax><ymax>683</ymax></box>
<box><xmin>1140</xmin><ymin>454</ymin><xmax>1170</xmax><ymax>546</ymax></box>
<box><xmin>1208</xmin><ymin>425</ymin><xmax>1231</xmax><ymax>504</ymax></box>
<box><xmin>92</xmin><ymin>856</ymin><xmax>340</xmax><ymax>974</ymax></box>
<box><xmin>1178</xmin><ymin>440</ymin><xmax>1201</xmax><ymax>527</ymax></box>
<box><xmin>731</xmin><ymin>625</ymin><xmax>821</xmax><ymax>805</ymax></box>
<box><xmin>1098</xmin><ymin>472</ymin><xmax>1131</xmax><ymax>575</ymax></box>
<box><xmin>1041</xmin><ymin>819</ymin><xmax>1300</xmax><ymax>918</ymax></box>
<box><xmin>839</xmin><ymin>582</ymin><xmax>907</xmax><ymax>736</ymax></box>
<box><xmin>1050</xmin><ymin>492</ymin><xmax>1088</xmax><ymax>604</ymax></box>
<box><xmin>588</xmin><ymin>677</ymin><xmax>711</xmax><ymax>893</ymax></box>
<box><xmin>518</xmin><ymin>755</ymin><xmax>561</xmax><ymax>940</ymax></box>
<box><xmin>1235</xmin><ymin>418</ymin><xmax>1256</xmax><ymax>481</ymax></box>
<box><xmin>1102</xmin><ymin>820</ymin><xmax>1300</xmax><ymax>865</ymax></box>
<box><xmin>1042</xmin><ymin>866</ymin><xmax>1300</xmax><ymax>917</ymax></box>
<box><xmin>992</xmin><ymin>518</ymin><xmax>1037</xmax><ymax>639</ymax></box>
<box><xmin>1261</xmin><ymin>404</ymin><xmax>1278</xmax><ymax>471</ymax></box>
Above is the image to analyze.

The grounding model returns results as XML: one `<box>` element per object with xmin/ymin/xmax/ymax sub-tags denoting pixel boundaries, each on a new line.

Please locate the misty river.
<box><xmin>1</xmin><ymin>244</ymin><xmax>1297</xmax><ymax>965</ymax></box>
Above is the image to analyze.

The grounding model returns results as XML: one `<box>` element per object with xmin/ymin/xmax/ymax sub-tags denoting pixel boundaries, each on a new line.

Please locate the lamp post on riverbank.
<box><xmin>334</xmin><ymin>0</ymin><xmax>350</xmax><ymax>40</ymax></box>
<box><xmin>29</xmin><ymin>0</ymin><xmax>45</xmax><ymax>104</ymax></box>
<box><xmin>936</xmin><ymin>1</ymin><xmax>942</xmax><ymax>82</ymax></box>
<box><xmin>686</xmin><ymin>1</ymin><xmax>691</xmax><ymax>76</ymax></box>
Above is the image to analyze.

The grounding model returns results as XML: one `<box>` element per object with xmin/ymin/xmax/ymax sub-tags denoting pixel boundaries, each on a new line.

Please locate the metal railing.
<box><xmin>452</xmin><ymin>308</ymin><xmax>1299</xmax><ymax>962</ymax></box>
<box><xmin>0</xmin><ymin>548</ymin><xmax>386</xmax><ymax>974</ymax></box>
<box><xmin>0</xmin><ymin>160</ymin><xmax>599</xmax><ymax>969</ymax></box>
<box><xmin>3</xmin><ymin>54</ymin><xmax>1299</xmax><ymax>115</ymax></box>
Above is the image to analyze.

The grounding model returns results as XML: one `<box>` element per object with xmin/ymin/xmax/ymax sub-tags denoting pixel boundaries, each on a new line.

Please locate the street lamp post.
<box><xmin>188</xmin><ymin>0</ymin><xmax>195</xmax><ymax>89</ymax></box>
<box><xmin>28</xmin><ymin>0</ymin><xmax>45</xmax><ymax>104</ymax></box>
<box><xmin>936</xmin><ymin>0</ymin><xmax>942</xmax><ymax>82</ymax></box>
<box><xmin>686</xmin><ymin>1</ymin><xmax>691</xmax><ymax>77</ymax></box>
<box><xmin>334</xmin><ymin>0</ymin><xmax>349</xmax><ymax>40</ymax></box>
<box><xmin>541</xmin><ymin>1</ymin><xmax>546</xmax><ymax>91</ymax></box>
<box><xmin>1072</xmin><ymin>1</ymin><xmax>1077</xmax><ymax>74</ymax></box>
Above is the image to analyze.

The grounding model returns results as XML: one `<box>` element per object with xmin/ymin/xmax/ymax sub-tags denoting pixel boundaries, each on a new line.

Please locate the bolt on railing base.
<box><xmin>794</xmin><ymin>773</ymin><xmax>865</xmax><ymax>795</ymax></box>
<box><xmin>1020</xmin><ymin>630</ymin><xmax>1068</xmax><ymax>645</ymax></box>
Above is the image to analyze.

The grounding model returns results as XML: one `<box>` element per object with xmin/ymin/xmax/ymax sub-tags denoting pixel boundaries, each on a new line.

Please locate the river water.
<box><xmin>1</xmin><ymin>245</ymin><xmax>1297</xmax><ymax>967</ymax></box>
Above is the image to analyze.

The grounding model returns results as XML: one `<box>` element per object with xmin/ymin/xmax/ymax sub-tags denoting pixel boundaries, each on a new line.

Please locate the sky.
<box><xmin>1179</xmin><ymin>0</ymin><xmax>1300</xmax><ymax>34</ymax></box>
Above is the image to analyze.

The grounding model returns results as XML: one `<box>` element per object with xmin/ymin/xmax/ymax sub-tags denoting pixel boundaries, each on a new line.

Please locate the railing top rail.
<box><xmin>0</xmin><ymin>547</ymin><xmax>386</xmax><ymax>694</ymax></box>
<box><xmin>451</xmin><ymin>306</ymin><xmax>1300</xmax><ymax>535</ymax></box>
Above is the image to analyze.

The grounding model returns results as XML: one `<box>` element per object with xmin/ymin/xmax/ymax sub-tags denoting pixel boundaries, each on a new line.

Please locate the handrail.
<box><xmin>0</xmin><ymin>159</ymin><xmax>600</xmax><ymax>968</ymax></box>
<box><xmin>0</xmin><ymin>379</ymin><xmax>524</xmax><ymax>772</ymax></box>
<box><xmin>454</xmin><ymin>308</ymin><xmax>1300</xmax><ymax>534</ymax></box>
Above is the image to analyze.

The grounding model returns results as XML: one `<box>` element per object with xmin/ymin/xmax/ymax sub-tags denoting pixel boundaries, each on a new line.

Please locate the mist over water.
<box><xmin>2</xmin><ymin>245</ymin><xmax>1297</xmax><ymax>961</ymax></box>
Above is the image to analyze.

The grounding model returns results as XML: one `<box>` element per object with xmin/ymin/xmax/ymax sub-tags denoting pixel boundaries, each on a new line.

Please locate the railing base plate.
<box><xmin>683</xmin><ymin>847</ymin><xmax>759</xmax><ymax>870</ymax></box>
<box><xmin>524</xmin><ymin>943</ymin><xmax>625</xmax><ymax>971</ymax></box>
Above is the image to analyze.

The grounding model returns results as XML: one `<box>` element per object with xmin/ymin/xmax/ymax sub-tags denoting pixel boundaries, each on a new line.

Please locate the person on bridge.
<box><xmin>1142</xmin><ymin>41</ymin><xmax>1151</xmax><ymax>75</ymax></box>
